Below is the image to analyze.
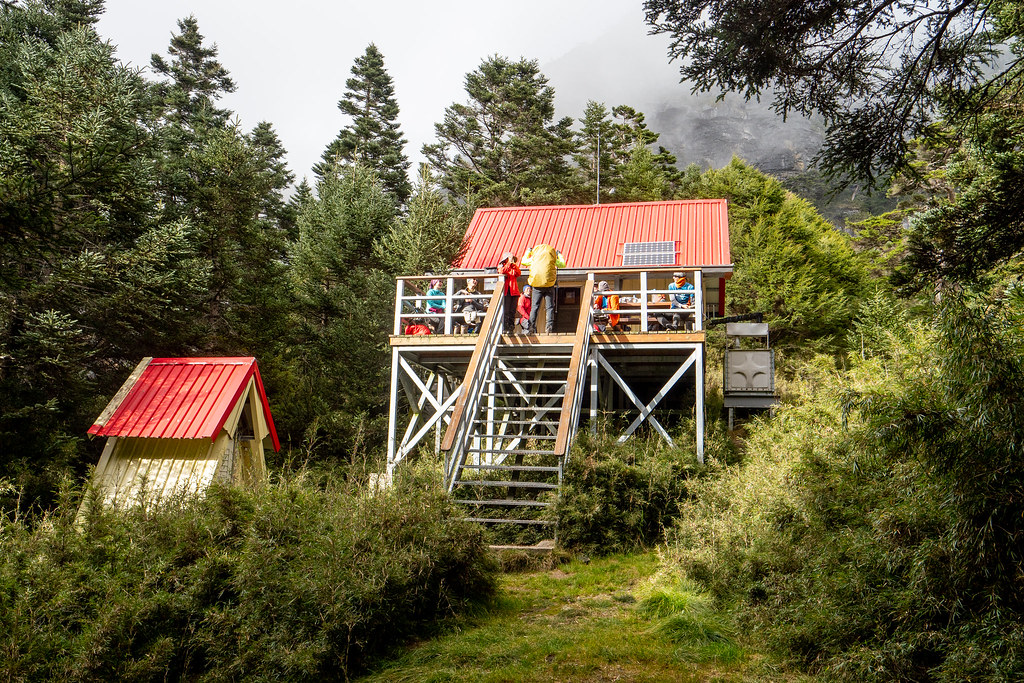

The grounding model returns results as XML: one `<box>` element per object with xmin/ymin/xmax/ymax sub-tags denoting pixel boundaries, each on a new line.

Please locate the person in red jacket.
<box><xmin>497</xmin><ymin>252</ymin><xmax>520</xmax><ymax>334</ymax></box>
<box><xmin>517</xmin><ymin>285</ymin><xmax>533</xmax><ymax>334</ymax></box>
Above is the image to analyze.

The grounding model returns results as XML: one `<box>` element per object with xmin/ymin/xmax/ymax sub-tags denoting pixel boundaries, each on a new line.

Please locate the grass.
<box><xmin>360</xmin><ymin>552</ymin><xmax>812</xmax><ymax>682</ymax></box>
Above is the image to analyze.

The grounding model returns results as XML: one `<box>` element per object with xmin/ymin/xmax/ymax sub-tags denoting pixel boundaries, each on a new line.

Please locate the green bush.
<box><xmin>0</xmin><ymin>464</ymin><xmax>497</xmax><ymax>681</ymax></box>
<box><xmin>555</xmin><ymin>429</ymin><xmax>711</xmax><ymax>556</ymax></box>
<box><xmin>662</xmin><ymin>288</ymin><xmax>1024</xmax><ymax>680</ymax></box>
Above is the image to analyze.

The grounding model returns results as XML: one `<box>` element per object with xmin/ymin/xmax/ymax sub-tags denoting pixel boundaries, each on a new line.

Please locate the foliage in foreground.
<box><xmin>0</xmin><ymin>465</ymin><xmax>497</xmax><ymax>682</ymax></box>
<box><xmin>663</xmin><ymin>288</ymin><xmax>1024</xmax><ymax>680</ymax></box>
<box><xmin>555</xmin><ymin>426</ymin><xmax>730</xmax><ymax>556</ymax></box>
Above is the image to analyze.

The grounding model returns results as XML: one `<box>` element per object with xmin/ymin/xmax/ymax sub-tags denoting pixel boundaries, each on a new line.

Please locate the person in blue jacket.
<box><xmin>667</xmin><ymin>272</ymin><xmax>695</xmax><ymax>330</ymax></box>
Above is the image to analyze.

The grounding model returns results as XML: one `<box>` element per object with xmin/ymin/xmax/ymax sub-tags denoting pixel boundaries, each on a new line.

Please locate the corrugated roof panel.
<box><xmin>89</xmin><ymin>357</ymin><xmax>280</xmax><ymax>451</ymax></box>
<box><xmin>456</xmin><ymin>199</ymin><xmax>731</xmax><ymax>271</ymax></box>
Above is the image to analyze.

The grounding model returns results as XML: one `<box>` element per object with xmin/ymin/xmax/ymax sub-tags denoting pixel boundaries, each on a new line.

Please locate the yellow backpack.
<box><xmin>525</xmin><ymin>244</ymin><xmax>559</xmax><ymax>288</ymax></box>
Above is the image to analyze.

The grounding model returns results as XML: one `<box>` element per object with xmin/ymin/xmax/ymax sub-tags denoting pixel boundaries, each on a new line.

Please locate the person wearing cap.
<box><xmin>668</xmin><ymin>271</ymin><xmax>695</xmax><ymax>330</ymax></box>
<box><xmin>592</xmin><ymin>280</ymin><xmax>623</xmax><ymax>332</ymax></box>
<box><xmin>497</xmin><ymin>252</ymin><xmax>521</xmax><ymax>334</ymax></box>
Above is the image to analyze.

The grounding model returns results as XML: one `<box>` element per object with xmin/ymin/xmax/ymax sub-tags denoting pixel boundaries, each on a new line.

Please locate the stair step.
<box><xmin>475</xmin><ymin>420</ymin><xmax>558</xmax><ymax>426</ymax></box>
<box><xmin>467</xmin><ymin>448</ymin><xmax>556</xmax><ymax>455</ymax></box>
<box><xmin>467</xmin><ymin>434</ymin><xmax>557</xmax><ymax>441</ymax></box>
<box><xmin>479</xmin><ymin>392</ymin><xmax>565</xmax><ymax>398</ymax></box>
<box><xmin>455</xmin><ymin>479</ymin><xmax>559</xmax><ymax>489</ymax></box>
<box><xmin>459</xmin><ymin>464</ymin><xmax>561</xmax><ymax>472</ymax></box>
<box><xmin>454</xmin><ymin>499</ymin><xmax>550</xmax><ymax>507</ymax></box>
<box><xmin>462</xmin><ymin>517</ymin><xmax>555</xmax><ymax>526</ymax></box>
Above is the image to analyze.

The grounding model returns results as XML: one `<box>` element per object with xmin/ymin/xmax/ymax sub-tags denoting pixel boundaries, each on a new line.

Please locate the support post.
<box><xmin>640</xmin><ymin>271</ymin><xmax>649</xmax><ymax>332</ymax></box>
<box><xmin>589</xmin><ymin>350</ymin><xmax>598</xmax><ymax>431</ymax></box>
<box><xmin>693</xmin><ymin>270</ymin><xmax>703</xmax><ymax>332</ymax></box>
<box><xmin>386</xmin><ymin>348</ymin><xmax>400</xmax><ymax>468</ymax></box>
<box><xmin>696</xmin><ymin>342</ymin><xmax>705</xmax><ymax>464</ymax></box>
<box><xmin>394</xmin><ymin>279</ymin><xmax>405</xmax><ymax>335</ymax></box>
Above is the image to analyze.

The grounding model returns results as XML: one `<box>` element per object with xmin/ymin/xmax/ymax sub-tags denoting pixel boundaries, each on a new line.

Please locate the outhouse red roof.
<box><xmin>88</xmin><ymin>357</ymin><xmax>280</xmax><ymax>451</ymax></box>
<box><xmin>456</xmin><ymin>199</ymin><xmax>732</xmax><ymax>271</ymax></box>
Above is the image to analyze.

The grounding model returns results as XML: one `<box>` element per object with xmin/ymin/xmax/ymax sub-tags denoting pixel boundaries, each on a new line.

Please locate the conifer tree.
<box><xmin>424</xmin><ymin>55</ymin><xmax>577</xmax><ymax>206</ymax></box>
<box><xmin>375</xmin><ymin>165</ymin><xmax>471</xmax><ymax>275</ymax></box>
<box><xmin>315</xmin><ymin>44</ymin><xmax>411</xmax><ymax>207</ymax></box>
<box><xmin>288</xmin><ymin>165</ymin><xmax>398</xmax><ymax>458</ymax></box>
<box><xmin>573</xmin><ymin>101</ymin><xmax>618</xmax><ymax>203</ymax></box>
<box><xmin>0</xmin><ymin>10</ymin><xmax>209</xmax><ymax>509</ymax></box>
<box><xmin>150</xmin><ymin>15</ymin><xmax>235</xmax><ymax>134</ymax></box>
<box><xmin>572</xmin><ymin>102</ymin><xmax>681</xmax><ymax>203</ymax></box>
<box><xmin>149</xmin><ymin>18</ymin><xmax>292</xmax><ymax>352</ymax></box>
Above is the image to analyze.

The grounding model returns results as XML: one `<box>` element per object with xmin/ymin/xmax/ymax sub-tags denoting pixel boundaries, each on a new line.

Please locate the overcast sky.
<box><xmin>97</xmin><ymin>1</ymin><xmax>675</xmax><ymax>186</ymax></box>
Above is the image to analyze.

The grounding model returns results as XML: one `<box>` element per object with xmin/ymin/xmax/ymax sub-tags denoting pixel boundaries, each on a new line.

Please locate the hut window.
<box><xmin>237</xmin><ymin>404</ymin><xmax>256</xmax><ymax>441</ymax></box>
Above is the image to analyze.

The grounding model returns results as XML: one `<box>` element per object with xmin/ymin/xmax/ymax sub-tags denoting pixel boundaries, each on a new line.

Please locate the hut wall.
<box><xmin>93</xmin><ymin>437</ymin><xmax>217</xmax><ymax>508</ymax></box>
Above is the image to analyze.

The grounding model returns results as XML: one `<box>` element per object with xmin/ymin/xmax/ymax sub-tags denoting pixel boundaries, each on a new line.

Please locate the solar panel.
<box><xmin>622</xmin><ymin>241</ymin><xmax>676</xmax><ymax>266</ymax></box>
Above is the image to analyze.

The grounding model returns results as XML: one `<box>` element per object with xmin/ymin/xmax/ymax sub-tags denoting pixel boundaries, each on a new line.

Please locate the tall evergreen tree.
<box><xmin>423</xmin><ymin>55</ymin><xmax>578</xmax><ymax>207</ymax></box>
<box><xmin>572</xmin><ymin>102</ymin><xmax>681</xmax><ymax>203</ymax></box>
<box><xmin>573</xmin><ymin>101</ymin><xmax>618</xmax><ymax>204</ymax></box>
<box><xmin>287</xmin><ymin>165</ymin><xmax>398</xmax><ymax>459</ymax></box>
<box><xmin>0</xmin><ymin>12</ymin><xmax>209</xmax><ymax>510</ymax></box>
<box><xmin>375</xmin><ymin>165</ymin><xmax>471</xmax><ymax>275</ymax></box>
<box><xmin>148</xmin><ymin>18</ymin><xmax>293</xmax><ymax>351</ymax></box>
<box><xmin>314</xmin><ymin>44</ymin><xmax>411</xmax><ymax>207</ymax></box>
<box><xmin>149</xmin><ymin>15</ymin><xmax>235</xmax><ymax>134</ymax></box>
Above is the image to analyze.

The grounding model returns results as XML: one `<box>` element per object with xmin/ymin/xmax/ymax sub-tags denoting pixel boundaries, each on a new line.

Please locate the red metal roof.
<box><xmin>456</xmin><ymin>199</ymin><xmax>732</xmax><ymax>271</ymax></box>
<box><xmin>88</xmin><ymin>357</ymin><xmax>280</xmax><ymax>451</ymax></box>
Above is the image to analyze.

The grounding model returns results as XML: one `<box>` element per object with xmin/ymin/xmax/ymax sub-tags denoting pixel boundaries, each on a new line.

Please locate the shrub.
<box><xmin>555</xmin><ymin>428</ymin><xmax>712</xmax><ymax>556</ymax></box>
<box><xmin>0</xmin><ymin>463</ymin><xmax>497</xmax><ymax>681</ymax></box>
<box><xmin>662</xmin><ymin>288</ymin><xmax>1024</xmax><ymax>680</ymax></box>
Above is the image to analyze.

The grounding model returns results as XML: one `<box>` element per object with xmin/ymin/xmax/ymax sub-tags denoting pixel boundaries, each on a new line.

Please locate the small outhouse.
<box><xmin>85</xmin><ymin>357</ymin><xmax>280</xmax><ymax>508</ymax></box>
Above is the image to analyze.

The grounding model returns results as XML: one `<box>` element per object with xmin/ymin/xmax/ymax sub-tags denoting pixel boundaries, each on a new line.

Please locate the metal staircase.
<box><xmin>442</xmin><ymin>281</ymin><xmax>595</xmax><ymax>529</ymax></box>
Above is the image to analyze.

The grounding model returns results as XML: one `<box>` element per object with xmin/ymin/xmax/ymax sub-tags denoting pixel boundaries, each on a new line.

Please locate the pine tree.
<box><xmin>0</xmin><ymin>12</ymin><xmax>209</xmax><ymax>509</ymax></box>
<box><xmin>149</xmin><ymin>18</ymin><xmax>293</xmax><ymax>352</ymax></box>
<box><xmin>288</xmin><ymin>165</ymin><xmax>398</xmax><ymax>459</ymax></box>
<box><xmin>423</xmin><ymin>55</ymin><xmax>578</xmax><ymax>206</ymax></box>
<box><xmin>315</xmin><ymin>44</ymin><xmax>411</xmax><ymax>207</ymax></box>
<box><xmin>149</xmin><ymin>15</ymin><xmax>235</xmax><ymax>133</ymax></box>
<box><xmin>573</xmin><ymin>101</ymin><xmax>618</xmax><ymax>204</ymax></box>
<box><xmin>375</xmin><ymin>164</ymin><xmax>471</xmax><ymax>275</ymax></box>
<box><xmin>610</xmin><ymin>105</ymin><xmax>682</xmax><ymax>196</ymax></box>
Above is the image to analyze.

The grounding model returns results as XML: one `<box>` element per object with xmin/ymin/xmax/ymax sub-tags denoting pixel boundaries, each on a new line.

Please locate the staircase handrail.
<box><xmin>554</xmin><ymin>279</ymin><xmax>595</xmax><ymax>458</ymax></box>
<box><xmin>440</xmin><ymin>281</ymin><xmax>506</xmax><ymax>487</ymax></box>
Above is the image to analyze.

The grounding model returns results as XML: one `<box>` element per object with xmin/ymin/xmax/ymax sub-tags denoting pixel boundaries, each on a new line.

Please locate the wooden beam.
<box><xmin>93</xmin><ymin>357</ymin><xmax>151</xmax><ymax>428</ymax></box>
<box><xmin>596</xmin><ymin>352</ymin><xmax>673</xmax><ymax>444</ymax></box>
<box><xmin>554</xmin><ymin>279</ymin><xmax>596</xmax><ymax>456</ymax></box>
<box><xmin>441</xmin><ymin>283</ymin><xmax>505</xmax><ymax>451</ymax></box>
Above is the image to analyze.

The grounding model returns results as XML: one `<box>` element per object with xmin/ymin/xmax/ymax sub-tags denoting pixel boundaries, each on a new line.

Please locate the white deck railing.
<box><xmin>393</xmin><ymin>268</ymin><xmax>705</xmax><ymax>336</ymax></box>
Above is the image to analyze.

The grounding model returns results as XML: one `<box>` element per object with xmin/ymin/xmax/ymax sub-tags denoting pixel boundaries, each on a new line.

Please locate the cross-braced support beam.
<box><xmin>386</xmin><ymin>351</ymin><xmax>464</xmax><ymax>472</ymax></box>
<box><xmin>588</xmin><ymin>344</ymin><xmax>705</xmax><ymax>463</ymax></box>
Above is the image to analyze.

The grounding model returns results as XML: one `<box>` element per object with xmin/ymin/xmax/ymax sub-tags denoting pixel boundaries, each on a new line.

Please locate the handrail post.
<box><xmin>694</xmin><ymin>269</ymin><xmax>703</xmax><ymax>332</ymax></box>
<box><xmin>444</xmin><ymin>276</ymin><xmax>455</xmax><ymax>335</ymax></box>
<box><xmin>640</xmin><ymin>271</ymin><xmax>649</xmax><ymax>333</ymax></box>
<box><xmin>554</xmin><ymin>278</ymin><xmax>595</xmax><ymax>457</ymax></box>
<box><xmin>394</xmin><ymin>279</ymin><xmax>405</xmax><ymax>335</ymax></box>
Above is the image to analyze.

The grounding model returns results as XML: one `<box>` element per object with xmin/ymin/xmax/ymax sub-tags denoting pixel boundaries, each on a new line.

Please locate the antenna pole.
<box><xmin>596</xmin><ymin>128</ymin><xmax>600</xmax><ymax>205</ymax></box>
